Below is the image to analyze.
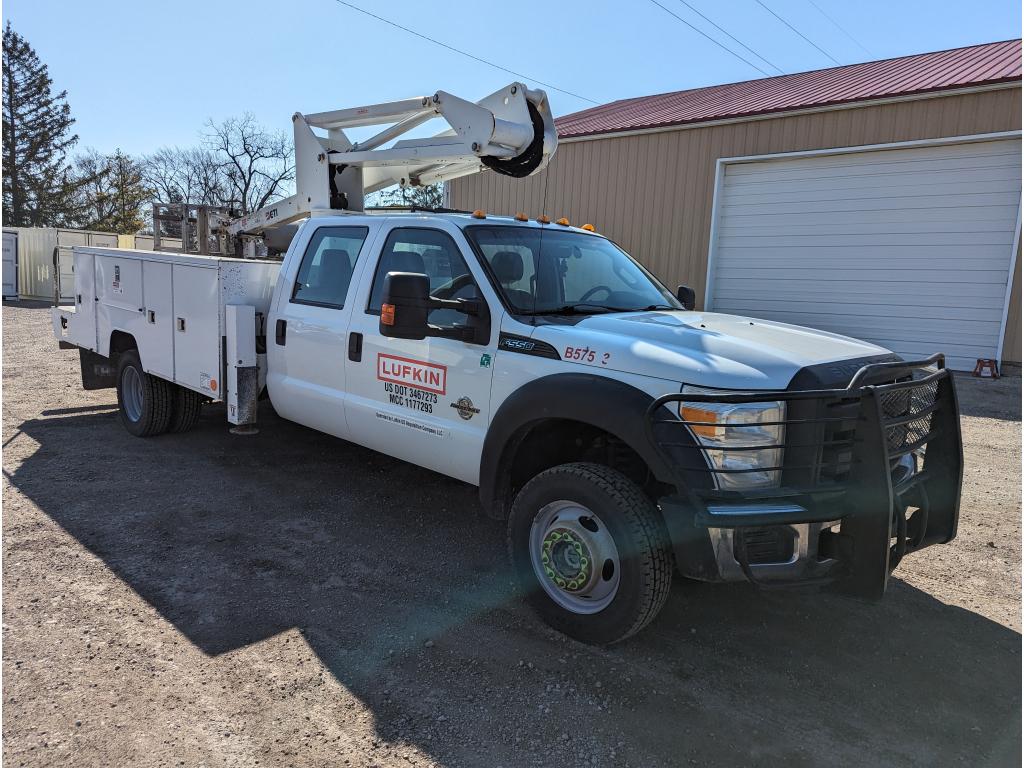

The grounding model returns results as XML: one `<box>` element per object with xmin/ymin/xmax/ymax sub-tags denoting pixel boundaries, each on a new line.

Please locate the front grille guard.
<box><xmin>644</xmin><ymin>354</ymin><xmax>964</xmax><ymax>597</ymax></box>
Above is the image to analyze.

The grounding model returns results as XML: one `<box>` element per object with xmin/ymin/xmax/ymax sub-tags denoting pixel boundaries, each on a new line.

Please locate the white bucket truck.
<box><xmin>53</xmin><ymin>84</ymin><xmax>963</xmax><ymax>643</ymax></box>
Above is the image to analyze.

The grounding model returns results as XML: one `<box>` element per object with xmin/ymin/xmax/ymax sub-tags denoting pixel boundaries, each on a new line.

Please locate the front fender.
<box><xmin>479</xmin><ymin>373</ymin><xmax>686</xmax><ymax>516</ymax></box>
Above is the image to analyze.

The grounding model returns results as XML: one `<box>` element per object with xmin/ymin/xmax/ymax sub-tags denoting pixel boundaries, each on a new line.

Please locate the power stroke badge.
<box><xmin>450</xmin><ymin>396</ymin><xmax>480</xmax><ymax>420</ymax></box>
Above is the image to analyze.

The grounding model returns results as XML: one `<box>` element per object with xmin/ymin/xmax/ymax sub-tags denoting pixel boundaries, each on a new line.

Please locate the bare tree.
<box><xmin>143</xmin><ymin>146</ymin><xmax>226</xmax><ymax>208</ymax></box>
<box><xmin>203</xmin><ymin>113</ymin><xmax>294</xmax><ymax>215</ymax></box>
<box><xmin>369</xmin><ymin>182</ymin><xmax>444</xmax><ymax>209</ymax></box>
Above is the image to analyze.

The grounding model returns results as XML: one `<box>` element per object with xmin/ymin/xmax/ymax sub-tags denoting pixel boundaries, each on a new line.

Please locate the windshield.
<box><xmin>464</xmin><ymin>226</ymin><xmax>681</xmax><ymax>315</ymax></box>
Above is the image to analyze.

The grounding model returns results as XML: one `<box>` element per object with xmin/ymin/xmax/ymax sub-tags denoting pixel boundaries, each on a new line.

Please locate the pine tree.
<box><xmin>2</xmin><ymin>21</ymin><xmax>82</xmax><ymax>226</ymax></box>
<box><xmin>75</xmin><ymin>149</ymin><xmax>151</xmax><ymax>233</ymax></box>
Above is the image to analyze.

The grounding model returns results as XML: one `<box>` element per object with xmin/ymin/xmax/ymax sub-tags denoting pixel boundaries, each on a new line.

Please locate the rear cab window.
<box><xmin>291</xmin><ymin>226</ymin><xmax>370</xmax><ymax>309</ymax></box>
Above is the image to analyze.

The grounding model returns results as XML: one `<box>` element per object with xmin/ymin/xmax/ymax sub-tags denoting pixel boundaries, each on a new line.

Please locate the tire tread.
<box><xmin>508</xmin><ymin>462</ymin><xmax>674</xmax><ymax>644</ymax></box>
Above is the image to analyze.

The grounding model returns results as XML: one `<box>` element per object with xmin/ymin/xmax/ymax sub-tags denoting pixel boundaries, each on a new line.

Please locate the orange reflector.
<box><xmin>514</xmin><ymin>211</ymin><xmax>528</xmax><ymax>221</ymax></box>
<box><xmin>210</xmin><ymin>379</ymin><xmax>218</xmax><ymax>392</ymax></box>
<box><xmin>556</xmin><ymin>217</ymin><xmax>570</xmax><ymax>226</ymax></box>
<box><xmin>472</xmin><ymin>209</ymin><xmax>486</xmax><ymax>219</ymax></box>
<box><xmin>581</xmin><ymin>223</ymin><xmax>596</xmax><ymax>232</ymax></box>
<box><xmin>537</xmin><ymin>214</ymin><xmax>550</xmax><ymax>224</ymax></box>
<box><xmin>381</xmin><ymin>303</ymin><xmax>396</xmax><ymax>326</ymax></box>
<box><xmin>680</xmin><ymin>405</ymin><xmax>718</xmax><ymax>438</ymax></box>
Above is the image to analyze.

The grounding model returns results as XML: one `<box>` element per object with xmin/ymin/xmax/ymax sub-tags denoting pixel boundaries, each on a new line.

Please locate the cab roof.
<box><xmin>312</xmin><ymin>210</ymin><xmax>601</xmax><ymax>236</ymax></box>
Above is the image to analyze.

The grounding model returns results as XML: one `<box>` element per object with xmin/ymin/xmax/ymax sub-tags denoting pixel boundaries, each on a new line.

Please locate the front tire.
<box><xmin>507</xmin><ymin>462</ymin><xmax>673</xmax><ymax>645</ymax></box>
<box><xmin>116</xmin><ymin>350</ymin><xmax>173</xmax><ymax>437</ymax></box>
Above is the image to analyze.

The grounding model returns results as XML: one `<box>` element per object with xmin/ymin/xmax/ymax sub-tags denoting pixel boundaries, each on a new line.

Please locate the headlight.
<box><xmin>679</xmin><ymin>386</ymin><xmax>785</xmax><ymax>490</ymax></box>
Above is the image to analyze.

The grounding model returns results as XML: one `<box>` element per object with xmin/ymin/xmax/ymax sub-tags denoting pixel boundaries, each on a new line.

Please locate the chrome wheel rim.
<box><xmin>122</xmin><ymin>366</ymin><xmax>144</xmax><ymax>422</ymax></box>
<box><xmin>529</xmin><ymin>500</ymin><xmax>620</xmax><ymax>614</ymax></box>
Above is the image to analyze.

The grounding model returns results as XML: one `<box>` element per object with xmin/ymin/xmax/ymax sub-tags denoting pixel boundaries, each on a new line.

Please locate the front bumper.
<box><xmin>645</xmin><ymin>355</ymin><xmax>963</xmax><ymax>598</ymax></box>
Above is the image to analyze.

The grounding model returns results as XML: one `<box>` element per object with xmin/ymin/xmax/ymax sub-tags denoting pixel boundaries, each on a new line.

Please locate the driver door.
<box><xmin>344</xmin><ymin>223</ymin><xmax>498</xmax><ymax>483</ymax></box>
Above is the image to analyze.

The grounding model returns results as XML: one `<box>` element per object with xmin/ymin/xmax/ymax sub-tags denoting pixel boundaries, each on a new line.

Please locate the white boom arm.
<box><xmin>226</xmin><ymin>83</ymin><xmax>556</xmax><ymax>237</ymax></box>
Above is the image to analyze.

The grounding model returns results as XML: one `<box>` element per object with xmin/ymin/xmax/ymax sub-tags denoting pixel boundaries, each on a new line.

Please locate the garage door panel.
<box><xmin>722</xmin><ymin>205</ymin><xmax>1019</xmax><ymax>227</ymax></box>
<box><xmin>713</xmin><ymin>299</ymin><xmax>1004</xmax><ymax>323</ymax></box>
<box><xmin>722</xmin><ymin>179</ymin><xmax>1021</xmax><ymax>206</ymax></box>
<box><xmin>719</xmin><ymin>232</ymin><xmax>1015</xmax><ymax>248</ymax></box>
<box><xmin>723</xmin><ymin>167</ymin><xmax>1021</xmax><ymax>197</ymax></box>
<box><xmin>724</xmin><ymin>192</ymin><xmax>1019</xmax><ymax>216</ymax></box>
<box><xmin>726</xmin><ymin>141</ymin><xmax>1017</xmax><ymax>177</ymax></box>
<box><xmin>714</xmin><ymin>279</ymin><xmax>1008</xmax><ymax>300</ymax></box>
<box><xmin>709</xmin><ymin>137</ymin><xmax>1021</xmax><ymax>370</ymax></box>
<box><xmin>717</xmin><ymin>256</ymin><xmax>1011</xmax><ymax>272</ymax></box>
<box><xmin>738</xmin><ymin>310</ymin><xmax>1001</xmax><ymax>340</ymax></box>
<box><xmin>717</xmin><ymin>266</ymin><xmax>1009</xmax><ymax>283</ymax></box>
<box><xmin>720</xmin><ymin>218</ymin><xmax>1017</xmax><ymax>238</ymax></box>
<box><xmin>726</xmin><ymin>149</ymin><xmax>1022</xmax><ymax>184</ymax></box>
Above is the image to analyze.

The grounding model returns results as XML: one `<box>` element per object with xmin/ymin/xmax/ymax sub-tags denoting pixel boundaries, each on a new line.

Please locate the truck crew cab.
<box><xmin>52</xmin><ymin>85</ymin><xmax>963</xmax><ymax>644</ymax></box>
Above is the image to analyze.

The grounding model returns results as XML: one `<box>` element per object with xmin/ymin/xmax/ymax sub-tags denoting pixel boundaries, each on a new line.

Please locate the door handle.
<box><xmin>348</xmin><ymin>332</ymin><xmax>363</xmax><ymax>362</ymax></box>
<box><xmin>275</xmin><ymin>319</ymin><xmax>287</xmax><ymax>345</ymax></box>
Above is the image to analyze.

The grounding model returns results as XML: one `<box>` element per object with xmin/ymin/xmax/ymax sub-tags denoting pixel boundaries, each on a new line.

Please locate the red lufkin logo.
<box><xmin>377</xmin><ymin>354</ymin><xmax>447</xmax><ymax>395</ymax></box>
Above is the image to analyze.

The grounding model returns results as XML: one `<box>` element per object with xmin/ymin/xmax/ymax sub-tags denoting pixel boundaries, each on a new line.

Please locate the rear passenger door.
<box><xmin>267</xmin><ymin>224</ymin><xmax>374</xmax><ymax>439</ymax></box>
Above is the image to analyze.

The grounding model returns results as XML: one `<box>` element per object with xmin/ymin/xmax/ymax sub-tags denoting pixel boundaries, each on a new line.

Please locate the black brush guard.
<box><xmin>644</xmin><ymin>354</ymin><xmax>963</xmax><ymax>598</ymax></box>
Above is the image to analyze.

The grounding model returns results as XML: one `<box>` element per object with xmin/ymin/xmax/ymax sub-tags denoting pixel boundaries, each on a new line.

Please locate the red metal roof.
<box><xmin>556</xmin><ymin>39</ymin><xmax>1022</xmax><ymax>139</ymax></box>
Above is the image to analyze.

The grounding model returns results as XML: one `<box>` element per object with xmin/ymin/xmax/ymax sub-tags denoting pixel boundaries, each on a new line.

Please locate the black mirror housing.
<box><xmin>676</xmin><ymin>285</ymin><xmax>696</xmax><ymax>310</ymax></box>
<box><xmin>379</xmin><ymin>271</ymin><xmax>491</xmax><ymax>344</ymax></box>
<box><xmin>380</xmin><ymin>272</ymin><xmax>431</xmax><ymax>339</ymax></box>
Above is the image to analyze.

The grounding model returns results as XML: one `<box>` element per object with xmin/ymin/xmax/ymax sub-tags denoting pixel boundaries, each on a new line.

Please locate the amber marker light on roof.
<box><xmin>472</xmin><ymin>209</ymin><xmax>486</xmax><ymax>219</ymax></box>
<box><xmin>514</xmin><ymin>212</ymin><xmax>528</xmax><ymax>221</ymax></box>
<box><xmin>581</xmin><ymin>223</ymin><xmax>596</xmax><ymax>232</ymax></box>
<box><xmin>556</xmin><ymin>217</ymin><xmax>570</xmax><ymax>226</ymax></box>
<box><xmin>537</xmin><ymin>215</ymin><xmax>550</xmax><ymax>224</ymax></box>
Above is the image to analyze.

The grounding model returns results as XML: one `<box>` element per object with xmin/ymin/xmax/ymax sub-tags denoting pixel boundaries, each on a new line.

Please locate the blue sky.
<box><xmin>4</xmin><ymin>0</ymin><xmax>1021</xmax><ymax>157</ymax></box>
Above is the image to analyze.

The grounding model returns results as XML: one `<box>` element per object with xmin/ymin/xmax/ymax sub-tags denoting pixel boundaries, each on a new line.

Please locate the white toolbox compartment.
<box><xmin>54</xmin><ymin>247</ymin><xmax>279</xmax><ymax>401</ymax></box>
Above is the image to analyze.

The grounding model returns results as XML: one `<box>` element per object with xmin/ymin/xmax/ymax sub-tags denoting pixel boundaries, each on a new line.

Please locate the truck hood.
<box><xmin>528</xmin><ymin>310</ymin><xmax>893</xmax><ymax>390</ymax></box>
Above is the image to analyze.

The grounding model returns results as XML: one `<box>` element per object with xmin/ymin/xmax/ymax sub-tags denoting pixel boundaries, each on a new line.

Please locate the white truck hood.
<box><xmin>528</xmin><ymin>310</ymin><xmax>892</xmax><ymax>390</ymax></box>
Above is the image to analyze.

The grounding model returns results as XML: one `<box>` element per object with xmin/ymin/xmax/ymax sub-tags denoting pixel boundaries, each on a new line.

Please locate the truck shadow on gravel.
<box><xmin>6</xmin><ymin>402</ymin><xmax>1022</xmax><ymax>767</ymax></box>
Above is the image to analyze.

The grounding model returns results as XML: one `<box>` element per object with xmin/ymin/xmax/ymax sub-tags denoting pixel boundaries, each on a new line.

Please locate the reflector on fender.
<box><xmin>381</xmin><ymin>304</ymin><xmax>396</xmax><ymax>326</ymax></box>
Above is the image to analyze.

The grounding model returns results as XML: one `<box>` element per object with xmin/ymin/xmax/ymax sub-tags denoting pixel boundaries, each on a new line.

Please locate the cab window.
<box><xmin>367</xmin><ymin>228</ymin><xmax>479</xmax><ymax>328</ymax></box>
<box><xmin>291</xmin><ymin>226</ymin><xmax>369</xmax><ymax>308</ymax></box>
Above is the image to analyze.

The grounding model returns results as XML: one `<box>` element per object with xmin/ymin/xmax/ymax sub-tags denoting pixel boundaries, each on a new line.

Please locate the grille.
<box><xmin>881</xmin><ymin>379</ymin><xmax>938</xmax><ymax>456</ymax></box>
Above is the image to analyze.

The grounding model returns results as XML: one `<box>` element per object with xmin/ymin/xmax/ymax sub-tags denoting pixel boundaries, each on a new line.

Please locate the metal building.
<box><xmin>450</xmin><ymin>40</ymin><xmax>1023</xmax><ymax>369</ymax></box>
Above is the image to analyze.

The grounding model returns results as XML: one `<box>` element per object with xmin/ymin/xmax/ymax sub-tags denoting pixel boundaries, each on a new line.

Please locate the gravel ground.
<box><xmin>3</xmin><ymin>301</ymin><xmax>1021</xmax><ymax>768</ymax></box>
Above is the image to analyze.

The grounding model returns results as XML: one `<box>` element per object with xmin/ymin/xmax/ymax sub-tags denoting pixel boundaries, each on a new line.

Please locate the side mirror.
<box><xmin>379</xmin><ymin>271</ymin><xmax>490</xmax><ymax>344</ymax></box>
<box><xmin>676</xmin><ymin>285</ymin><xmax>696</xmax><ymax>311</ymax></box>
<box><xmin>379</xmin><ymin>272</ymin><xmax>431</xmax><ymax>339</ymax></box>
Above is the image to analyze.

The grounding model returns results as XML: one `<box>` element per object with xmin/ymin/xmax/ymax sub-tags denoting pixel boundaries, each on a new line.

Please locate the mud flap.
<box><xmin>79</xmin><ymin>349</ymin><xmax>117</xmax><ymax>390</ymax></box>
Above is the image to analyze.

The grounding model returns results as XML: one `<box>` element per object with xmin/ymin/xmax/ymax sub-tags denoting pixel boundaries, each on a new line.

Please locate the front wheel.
<box><xmin>116</xmin><ymin>350</ymin><xmax>173</xmax><ymax>437</ymax></box>
<box><xmin>507</xmin><ymin>462</ymin><xmax>673</xmax><ymax>644</ymax></box>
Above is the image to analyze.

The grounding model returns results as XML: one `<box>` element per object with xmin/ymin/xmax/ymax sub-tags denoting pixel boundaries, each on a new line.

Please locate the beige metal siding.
<box><xmin>450</xmin><ymin>87</ymin><xmax>1022</xmax><ymax>358</ymax></box>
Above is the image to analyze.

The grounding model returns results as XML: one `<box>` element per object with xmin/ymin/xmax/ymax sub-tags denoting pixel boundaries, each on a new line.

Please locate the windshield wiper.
<box><xmin>518</xmin><ymin>303</ymin><xmax>621</xmax><ymax>316</ymax></box>
<box><xmin>519</xmin><ymin>302</ymin><xmax>679</xmax><ymax>316</ymax></box>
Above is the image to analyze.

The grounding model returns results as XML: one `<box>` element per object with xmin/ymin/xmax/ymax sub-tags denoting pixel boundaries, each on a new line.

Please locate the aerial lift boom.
<box><xmin>224</xmin><ymin>82</ymin><xmax>557</xmax><ymax>243</ymax></box>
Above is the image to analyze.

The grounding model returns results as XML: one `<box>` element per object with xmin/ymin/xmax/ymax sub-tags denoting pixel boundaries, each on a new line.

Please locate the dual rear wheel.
<box><xmin>116</xmin><ymin>351</ymin><xmax>204</xmax><ymax>436</ymax></box>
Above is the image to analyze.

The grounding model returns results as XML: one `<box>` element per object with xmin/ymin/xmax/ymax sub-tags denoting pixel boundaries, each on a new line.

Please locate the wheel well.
<box><xmin>108</xmin><ymin>330</ymin><xmax>137</xmax><ymax>363</ymax></box>
<box><xmin>496</xmin><ymin>419</ymin><xmax>666</xmax><ymax>519</ymax></box>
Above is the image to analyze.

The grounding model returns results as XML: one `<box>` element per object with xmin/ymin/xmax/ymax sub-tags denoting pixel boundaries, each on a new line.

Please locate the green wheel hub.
<box><xmin>540</xmin><ymin>528</ymin><xmax>592</xmax><ymax>592</ymax></box>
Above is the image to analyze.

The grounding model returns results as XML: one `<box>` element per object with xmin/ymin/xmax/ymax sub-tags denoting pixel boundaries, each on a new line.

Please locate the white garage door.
<box><xmin>707</xmin><ymin>136</ymin><xmax>1021</xmax><ymax>371</ymax></box>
